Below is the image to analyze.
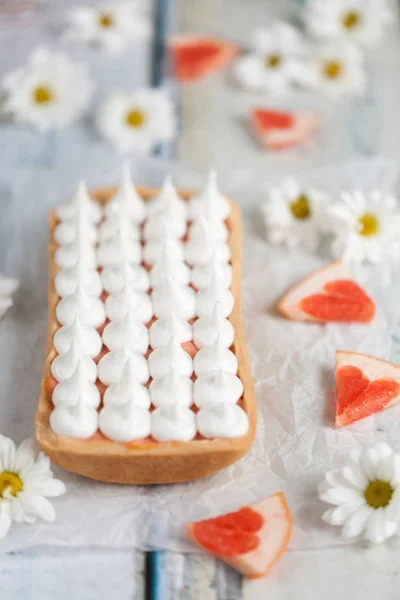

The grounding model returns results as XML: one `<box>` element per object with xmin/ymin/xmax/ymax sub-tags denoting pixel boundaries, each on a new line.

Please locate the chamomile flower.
<box><xmin>305</xmin><ymin>0</ymin><xmax>394</xmax><ymax>48</ymax></box>
<box><xmin>65</xmin><ymin>1</ymin><xmax>151</xmax><ymax>53</ymax></box>
<box><xmin>319</xmin><ymin>443</ymin><xmax>400</xmax><ymax>544</ymax></box>
<box><xmin>234</xmin><ymin>22</ymin><xmax>307</xmax><ymax>95</ymax></box>
<box><xmin>296</xmin><ymin>42</ymin><xmax>366</xmax><ymax>98</ymax></box>
<box><xmin>96</xmin><ymin>88</ymin><xmax>176</xmax><ymax>153</ymax></box>
<box><xmin>262</xmin><ymin>177</ymin><xmax>329</xmax><ymax>252</ymax></box>
<box><xmin>0</xmin><ymin>435</ymin><xmax>66</xmax><ymax>539</ymax></box>
<box><xmin>2</xmin><ymin>47</ymin><xmax>93</xmax><ymax>131</ymax></box>
<box><xmin>0</xmin><ymin>276</ymin><xmax>18</xmax><ymax>320</ymax></box>
<box><xmin>327</xmin><ymin>189</ymin><xmax>400</xmax><ymax>264</ymax></box>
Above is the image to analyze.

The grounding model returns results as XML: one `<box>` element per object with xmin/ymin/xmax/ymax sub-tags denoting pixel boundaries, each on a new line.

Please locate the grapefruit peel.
<box><xmin>185</xmin><ymin>492</ymin><xmax>291</xmax><ymax>578</ymax></box>
<box><xmin>335</xmin><ymin>351</ymin><xmax>400</xmax><ymax>427</ymax></box>
<box><xmin>278</xmin><ymin>261</ymin><xmax>375</xmax><ymax>324</ymax></box>
<box><xmin>168</xmin><ymin>35</ymin><xmax>238</xmax><ymax>82</ymax></box>
<box><xmin>250</xmin><ymin>108</ymin><xmax>320</xmax><ymax>151</ymax></box>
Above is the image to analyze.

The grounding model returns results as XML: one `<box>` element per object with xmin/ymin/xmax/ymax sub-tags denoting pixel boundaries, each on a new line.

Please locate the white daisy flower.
<box><xmin>296</xmin><ymin>42</ymin><xmax>366</xmax><ymax>98</ymax></box>
<box><xmin>0</xmin><ymin>435</ymin><xmax>66</xmax><ymax>539</ymax></box>
<box><xmin>234</xmin><ymin>22</ymin><xmax>307</xmax><ymax>95</ymax></box>
<box><xmin>327</xmin><ymin>189</ymin><xmax>400</xmax><ymax>264</ymax></box>
<box><xmin>0</xmin><ymin>276</ymin><xmax>18</xmax><ymax>320</ymax></box>
<box><xmin>319</xmin><ymin>443</ymin><xmax>400</xmax><ymax>544</ymax></box>
<box><xmin>262</xmin><ymin>177</ymin><xmax>329</xmax><ymax>252</ymax></box>
<box><xmin>2</xmin><ymin>47</ymin><xmax>93</xmax><ymax>131</ymax></box>
<box><xmin>305</xmin><ymin>0</ymin><xmax>394</xmax><ymax>47</ymax></box>
<box><xmin>96</xmin><ymin>88</ymin><xmax>176</xmax><ymax>153</ymax></box>
<box><xmin>65</xmin><ymin>1</ymin><xmax>151</xmax><ymax>53</ymax></box>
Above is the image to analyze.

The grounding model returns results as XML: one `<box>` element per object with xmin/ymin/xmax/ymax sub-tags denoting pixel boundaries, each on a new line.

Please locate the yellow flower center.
<box><xmin>364</xmin><ymin>480</ymin><xmax>393</xmax><ymax>508</ymax></box>
<box><xmin>33</xmin><ymin>86</ymin><xmax>53</xmax><ymax>105</ymax></box>
<box><xmin>265</xmin><ymin>54</ymin><xmax>281</xmax><ymax>69</ymax></box>
<box><xmin>358</xmin><ymin>213</ymin><xmax>379</xmax><ymax>236</ymax></box>
<box><xmin>323</xmin><ymin>61</ymin><xmax>343</xmax><ymax>80</ymax></box>
<box><xmin>0</xmin><ymin>471</ymin><xmax>23</xmax><ymax>497</ymax></box>
<box><xmin>342</xmin><ymin>10</ymin><xmax>361</xmax><ymax>30</ymax></box>
<box><xmin>125</xmin><ymin>109</ymin><xmax>145</xmax><ymax>128</ymax></box>
<box><xmin>99</xmin><ymin>12</ymin><xmax>114</xmax><ymax>28</ymax></box>
<box><xmin>290</xmin><ymin>194</ymin><xmax>311</xmax><ymax>220</ymax></box>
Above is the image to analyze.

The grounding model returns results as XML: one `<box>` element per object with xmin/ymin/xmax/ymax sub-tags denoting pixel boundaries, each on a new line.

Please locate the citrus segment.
<box><xmin>185</xmin><ymin>492</ymin><xmax>291</xmax><ymax>578</ymax></box>
<box><xmin>279</xmin><ymin>261</ymin><xmax>375</xmax><ymax>323</ymax></box>
<box><xmin>169</xmin><ymin>35</ymin><xmax>238</xmax><ymax>82</ymax></box>
<box><xmin>251</xmin><ymin>108</ymin><xmax>319</xmax><ymax>150</ymax></box>
<box><xmin>335</xmin><ymin>352</ymin><xmax>400</xmax><ymax>427</ymax></box>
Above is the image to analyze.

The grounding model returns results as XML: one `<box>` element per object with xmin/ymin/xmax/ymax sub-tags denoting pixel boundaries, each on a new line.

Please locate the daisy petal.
<box><xmin>25</xmin><ymin>477</ymin><xmax>66</xmax><ymax>498</ymax></box>
<box><xmin>391</xmin><ymin>455</ymin><xmax>400</xmax><ymax>486</ymax></box>
<box><xmin>341</xmin><ymin>466</ymin><xmax>368</xmax><ymax>490</ymax></box>
<box><xmin>322</xmin><ymin>505</ymin><xmax>354</xmax><ymax>526</ymax></box>
<box><xmin>360</xmin><ymin>448</ymin><xmax>380</xmax><ymax>480</ymax></box>
<box><xmin>0</xmin><ymin>435</ymin><xmax>16</xmax><ymax>471</ymax></box>
<box><xmin>18</xmin><ymin>493</ymin><xmax>56</xmax><ymax>522</ymax></box>
<box><xmin>0</xmin><ymin>503</ymin><xmax>12</xmax><ymax>538</ymax></box>
<box><xmin>14</xmin><ymin>438</ymin><xmax>35</xmax><ymax>473</ymax></box>
<box><xmin>320</xmin><ymin>486</ymin><xmax>364</xmax><ymax>508</ymax></box>
<box><xmin>385</xmin><ymin>487</ymin><xmax>400</xmax><ymax>521</ymax></box>
<box><xmin>365</xmin><ymin>508</ymin><xmax>390</xmax><ymax>544</ymax></box>
<box><xmin>341</xmin><ymin>504</ymin><xmax>372</xmax><ymax>539</ymax></box>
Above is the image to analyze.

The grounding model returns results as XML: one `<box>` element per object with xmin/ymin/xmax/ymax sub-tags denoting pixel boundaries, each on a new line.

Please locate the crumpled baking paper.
<box><xmin>1</xmin><ymin>155</ymin><xmax>399</xmax><ymax>553</ymax></box>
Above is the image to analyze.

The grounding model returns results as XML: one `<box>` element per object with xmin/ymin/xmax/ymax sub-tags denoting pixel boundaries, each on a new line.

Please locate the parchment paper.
<box><xmin>1</xmin><ymin>154</ymin><xmax>399</xmax><ymax>553</ymax></box>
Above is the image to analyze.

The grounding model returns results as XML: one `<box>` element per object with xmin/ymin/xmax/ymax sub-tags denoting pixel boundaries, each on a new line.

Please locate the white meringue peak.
<box><xmin>102</xmin><ymin>310</ymin><xmax>149</xmax><ymax>353</ymax></box>
<box><xmin>52</xmin><ymin>364</ymin><xmax>101</xmax><ymax>408</ymax></box>
<box><xmin>56</xmin><ymin>181</ymin><xmax>102</xmax><ymax>224</ymax></box>
<box><xmin>149</xmin><ymin>239</ymin><xmax>191</xmax><ymax>287</ymax></box>
<box><xmin>54</xmin><ymin>236</ymin><xmax>97</xmax><ymax>270</ymax></box>
<box><xmin>147</xmin><ymin>176</ymin><xmax>187</xmax><ymax>222</ymax></box>
<box><xmin>151</xmin><ymin>406</ymin><xmax>196</xmax><ymax>442</ymax></box>
<box><xmin>56</xmin><ymin>283</ymin><xmax>106</xmax><ymax>327</ymax></box>
<box><xmin>197</xmin><ymin>404</ymin><xmax>248</xmax><ymax>438</ymax></box>
<box><xmin>99</xmin><ymin>404</ymin><xmax>151</xmax><ymax>442</ymax></box>
<box><xmin>151</xmin><ymin>276</ymin><xmax>196</xmax><ymax>320</ymax></box>
<box><xmin>103</xmin><ymin>363</ymin><xmax>151</xmax><ymax>409</ymax></box>
<box><xmin>196</xmin><ymin>271</ymin><xmax>234</xmax><ymax>317</ymax></box>
<box><xmin>53</xmin><ymin>316</ymin><xmax>103</xmax><ymax>357</ymax></box>
<box><xmin>194</xmin><ymin>335</ymin><xmax>238</xmax><ymax>376</ymax></box>
<box><xmin>97</xmin><ymin>235</ymin><xmax>142</xmax><ymax>267</ymax></box>
<box><xmin>105</xmin><ymin>283</ymin><xmax>153</xmax><ymax>323</ymax></box>
<box><xmin>51</xmin><ymin>338</ymin><xmax>98</xmax><ymax>382</ymax></box>
<box><xmin>188</xmin><ymin>170</ymin><xmax>231</xmax><ymax>222</ymax></box>
<box><xmin>104</xmin><ymin>163</ymin><xmax>146</xmax><ymax>223</ymax></box>
<box><xmin>193</xmin><ymin>302</ymin><xmax>234</xmax><ymax>348</ymax></box>
<box><xmin>193</xmin><ymin>370</ymin><xmax>243</xmax><ymax>408</ymax></box>
<box><xmin>148</xmin><ymin>334</ymin><xmax>193</xmax><ymax>379</ymax></box>
<box><xmin>185</xmin><ymin>217</ymin><xmax>230</xmax><ymax>266</ymax></box>
<box><xmin>149</xmin><ymin>370</ymin><xmax>193</xmax><ymax>408</ymax></box>
<box><xmin>98</xmin><ymin>212</ymin><xmax>141</xmax><ymax>243</ymax></box>
<box><xmin>50</xmin><ymin>403</ymin><xmax>99</xmax><ymax>439</ymax></box>
<box><xmin>142</xmin><ymin>225</ymin><xmax>185</xmax><ymax>265</ymax></box>
<box><xmin>191</xmin><ymin>253</ymin><xmax>233</xmax><ymax>289</ymax></box>
<box><xmin>54</xmin><ymin>218</ymin><xmax>97</xmax><ymax>246</ymax></box>
<box><xmin>98</xmin><ymin>347</ymin><xmax>149</xmax><ymax>385</ymax></box>
<box><xmin>149</xmin><ymin>314</ymin><xmax>192</xmax><ymax>349</ymax></box>
<box><xmin>101</xmin><ymin>261</ymin><xmax>149</xmax><ymax>294</ymax></box>
<box><xmin>54</xmin><ymin>263</ymin><xmax>103</xmax><ymax>298</ymax></box>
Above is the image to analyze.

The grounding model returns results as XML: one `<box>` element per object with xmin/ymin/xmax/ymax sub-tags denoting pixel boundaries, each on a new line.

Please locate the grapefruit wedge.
<box><xmin>335</xmin><ymin>351</ymin><xmax>400</xmax><ymax>427</ymax></box>
<box><xmin>185</xmin><ymin>492</ymin><xmax>291</xmax><ymax>578</ymax></box>
<box><xmin>251</xmin><ymin>108</ymin><xmax>319</xmax><ymax>151</ymax></box>
<box><xmin>278</xmin><ymin>261</ymin><xmax>375</xmax><ymax>324</ymax></box>
<box><xmin>168</xmin><ymin>34</ymin><xmax>238</xmax><ymax>82</ymax></box>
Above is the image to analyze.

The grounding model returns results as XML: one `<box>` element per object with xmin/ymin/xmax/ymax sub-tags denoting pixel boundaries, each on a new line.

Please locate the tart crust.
<box><xmin>35</xmin><ymin>186</ymin><xmax>256</xmax><ymax>484</ymax></box>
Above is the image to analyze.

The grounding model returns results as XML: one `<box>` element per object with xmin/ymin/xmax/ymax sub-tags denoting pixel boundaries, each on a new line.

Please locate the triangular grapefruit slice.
<box><xmin>185</xmin><ymin>492</ymin><xmax>291</xmax><ymax>578</ymax></box>
<box><xmin>335</xmin><ymin>351</ymin><xmax>400</xmax><ymax>427</ymax></box>
<box><xmin>251</xmin><ymin>108</ymin><xmax>319</xmax><ymax>150</ymax></box>
<box><xmin>278</xmin><ymin>261</ymin><xmax>375</xmax><ymax>323</ymax></box>
<box><xmin>168</xmin><ymin>34</ymin><xmax>238</xmax><ymax>82</ymax></box>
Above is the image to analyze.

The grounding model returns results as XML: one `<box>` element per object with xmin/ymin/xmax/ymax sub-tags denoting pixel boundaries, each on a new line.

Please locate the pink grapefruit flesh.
<box><xmin>278</xmin><ymin>261</ymin><xmax>375</xmax><ymax>323</ymax></box>
<box><xmin>169</xmin><ymin>35</ymin><xmax>238</xmax><ymax>82</ymax></box>
<box><xmin>185</xmin><ymin>492</ymin><xmax>292</xmax><ymax>578</ymax></box>
<box><xmin>251</xmin><ymin>108</ymin><xmax>319</xmax><ymax>150</ymax></box>
<box><xmin>335</xmin><ymin>351</ymin><xmax>400</xmax><ymax>427</ymax></box>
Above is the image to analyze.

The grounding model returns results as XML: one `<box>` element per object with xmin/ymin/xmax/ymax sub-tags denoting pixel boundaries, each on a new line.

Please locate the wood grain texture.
<box><xmin>35</xmin><ymin>186</ymin><xmax>257</xmax><ymax>485</ymax></box>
